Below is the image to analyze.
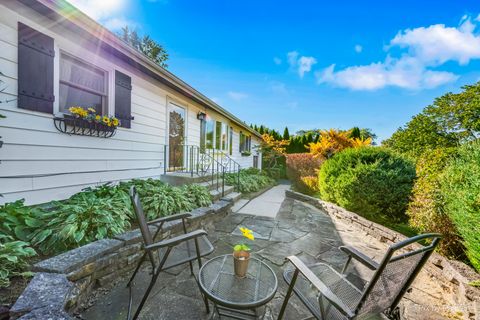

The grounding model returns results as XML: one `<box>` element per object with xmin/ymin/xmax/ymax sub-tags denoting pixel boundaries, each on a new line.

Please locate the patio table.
<box><xmin>198</xmin><ymin>254</ymin><xmax>278</xmax><ymax>319</ymax></box>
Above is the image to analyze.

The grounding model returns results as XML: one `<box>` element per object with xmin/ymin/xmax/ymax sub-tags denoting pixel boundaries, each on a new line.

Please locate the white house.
<box><xmin>0</xmin><ymin>0</ymin><xmax>263</xmax><ymax>205</ymax></box>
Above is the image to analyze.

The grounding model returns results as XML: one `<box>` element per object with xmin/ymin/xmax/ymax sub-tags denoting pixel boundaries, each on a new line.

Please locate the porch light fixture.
<box><xmin>197</xmin><ymin>112</ymin><xmax>207</xmax><ymax>121</ymax></box>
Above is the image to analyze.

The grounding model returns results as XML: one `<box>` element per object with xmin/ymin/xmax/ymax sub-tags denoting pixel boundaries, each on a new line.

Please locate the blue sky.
<box><xmin>71</xmin><ymin>0</ymin><xmax>480</xmax><ymax>142</ymax></box>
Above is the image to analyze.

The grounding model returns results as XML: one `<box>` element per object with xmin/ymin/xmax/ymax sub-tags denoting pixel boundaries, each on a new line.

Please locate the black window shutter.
<box><xmin>115</xmin><ymin>70</ymin><xmax>133</xmax><ymax>128</ymax></box>
<box><xmin>18</xmin><ymin>22</ymin><xmax>55</xmax><ymax>113</ymax></box>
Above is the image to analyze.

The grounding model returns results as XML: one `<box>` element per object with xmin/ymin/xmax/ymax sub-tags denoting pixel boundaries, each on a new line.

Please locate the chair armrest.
<box><xmin>339</xmin><ymin>246</ymin><xmax>379</xmax><ymax>270</ymax></box>
<box><xmin>286</xmin><ymin>256</ymin><xmax>356</xmax><ymax>318</ymax></box>
<box><xmin>147</xmin><ymin>213</ymin><xmax>192</xmax><ymax>225</ymax></box>
<box><xmin>144</xmin><ymin>229</ymin><xmax>207</xmax><ymax>250</ymax></box>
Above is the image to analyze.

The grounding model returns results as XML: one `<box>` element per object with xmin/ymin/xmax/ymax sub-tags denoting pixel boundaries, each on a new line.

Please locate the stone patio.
<box><xmin>79</xmin><ymin>197</ymin><xmax>467</xmax><ymax>320</ymax></box>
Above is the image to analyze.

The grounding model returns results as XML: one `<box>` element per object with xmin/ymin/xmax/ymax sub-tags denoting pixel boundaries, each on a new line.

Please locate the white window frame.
<box><xmin>53</xmin><ymin>47</ymin><xmax>114</xmax><ymax>116</ymax></box>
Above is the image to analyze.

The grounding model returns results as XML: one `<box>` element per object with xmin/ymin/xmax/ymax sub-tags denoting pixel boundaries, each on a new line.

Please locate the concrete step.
<box><xmin>221</xmin><ymin>191</ymin><xmax>242</xmax><ymax>203</ymax></box>
<box><xmin>160</xmin><ymin>172</ymin><xmax>221</xmax><ymax>186</ymax></box>
<box><xmin>198</xmin><ymin>179</ymin><xmax>225</xmax><ymax>191</ymax></box>
<box><xmin>209</xmin><ymin>185</ymin><xmax>235</xmax><ymax>202</ymax></box>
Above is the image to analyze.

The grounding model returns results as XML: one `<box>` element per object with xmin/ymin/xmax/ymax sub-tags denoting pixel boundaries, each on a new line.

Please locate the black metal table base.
<box><xmin>211</xmin><ymin>304</ymin><xmax>265</xmax><ymax>320</ymax></box>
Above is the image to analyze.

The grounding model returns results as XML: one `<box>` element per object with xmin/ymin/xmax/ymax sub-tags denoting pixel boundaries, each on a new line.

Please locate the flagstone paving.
<box><xmin>80</xmin><ymin>197</ymin><xmax>459</xmax><ymax>320</ymax></box>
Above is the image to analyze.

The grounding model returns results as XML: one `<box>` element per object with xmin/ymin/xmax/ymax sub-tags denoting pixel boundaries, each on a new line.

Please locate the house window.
<box><xmin>59</xmin><ymin>53</ymin><xmax>108</xmax><ymax>114</ymax></box>
<box><xmin>205</xmin><ymin>118</ymin><xmax>214</xmax><ymax>149</ymax></box>
<box><xmin>229</xmin><ymin>127</ymin><xmax>233</xmax><ymax>155</ymax></box>
<box><xmin>239</xmin><ymin>132</ymin><xmax>251</xmax><ymax>153</ymax></box>
<box><xmin>221</xmin><ymin>123</ymin><xmax>228</xmax><ymax>151</ymax></box>
<box><xmin>215</xmin><ymin>121</ymin><xmax>222</xmax><ymax>150</ymax></box>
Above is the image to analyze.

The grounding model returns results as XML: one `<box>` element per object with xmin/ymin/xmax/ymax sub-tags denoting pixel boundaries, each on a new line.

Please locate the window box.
<box><xmin>241</xmin><ymin>151</ymin><xmax>252</xmax><ymax>157</ymax></box>
<box><xmin>54</xmin><ymin>113</ymin><xmax>117</xmax><ymax>138</ymax></box>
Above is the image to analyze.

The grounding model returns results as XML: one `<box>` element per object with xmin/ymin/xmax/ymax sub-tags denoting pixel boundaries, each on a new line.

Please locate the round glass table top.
<box><xmin>198</xmin><ymin>254</ymin><xmax>278</xmax><ymax>309</ymax></box>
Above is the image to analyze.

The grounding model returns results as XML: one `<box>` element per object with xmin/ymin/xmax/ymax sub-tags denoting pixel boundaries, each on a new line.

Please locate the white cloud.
<box><xmin>317</xmin><ymin>15</ymin><xmax>480</xmax><ymax>90</ymax></box>
<box><xmin>68</xmin><ymin>0</ymin><xmax>135</xmax><ymax>31</ymax></box>
<box><xmin>273</xmin><ymin>57</ymin><xmax>282</xmax><ymax>65</ymax></box>
<box><xmin>287</xmin><ymin>51</ymin><xmax>317</xmax><ymax>77</ymax></box>
<box><xmin>316</xmin><ymin>57</ymin><xmax>458</xmax><ymax>90</ymax></box>
<box><xmin>354</xmin><ymin>45</ymin><xmax>363</xmax><ymax>53</ymax></box>
<box><xmin>390</xmin><ymin>18</ymin><xmax>480</xmax><ymax>65</ymax></box>
<box><xmin>298</xmin><ymin>56</ymin><xmax>317</xmax><ymax>78</ymax></box>
<box><xmin>227</xmin><ymin>91</ymin><xmax>248</xmax><ymax>101</ymax></box>
<box><xmin>68</xmin><ymin>0</ymin><xmax>126</xmax><ymax>21</ymax></box>
<box><xmin>287</xmin><ymin>51</ymin><xmax>299</xmax><ymax>67</ymax></box>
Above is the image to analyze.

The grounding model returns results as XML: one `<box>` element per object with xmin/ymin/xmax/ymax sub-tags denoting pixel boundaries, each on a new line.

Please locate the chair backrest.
<box><xmin>355</xmin><ymin>233</ymin><xmax>441</xmax><ymax>317</ymax></box>
<box><xmin>129</xmin><ymin>186</ymin><xmax>154</xmax><ymax>246</ymax></box>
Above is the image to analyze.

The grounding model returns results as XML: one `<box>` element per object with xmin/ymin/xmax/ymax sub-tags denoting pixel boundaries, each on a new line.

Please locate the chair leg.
<box><xmin>127</xmin><ymin>252</ymin><xmax>148</xmax><ymax>288</ymax></box>
<box><xmin>278</xmin><ymin>269</ymin><xmax>300</xmax><ymax>320</ymax></box>
<box><xmin>131</xmin><ymin>247</ymin><xmax>172</xmax><ymax>320</ymax></box>
<box><xmin>132</xmin><ymin>267</ymin><xmax>162</xmax><ymax>320</ymax></box>
<box><xmin>189</xmin><ymin>260</ymin><xmax>194</xmax><ymax>275</ymax></box>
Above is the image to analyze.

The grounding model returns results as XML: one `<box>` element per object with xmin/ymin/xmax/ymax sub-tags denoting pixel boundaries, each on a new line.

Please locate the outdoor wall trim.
<box><xmin>9</xmin><ymin>200</ymin><xmax>233</xmax><ymax>320</ymax></box>
<box><xmin>285</xmin><ymin>189</ymin><xmax>480</xmax><ymax>317</ymax></box>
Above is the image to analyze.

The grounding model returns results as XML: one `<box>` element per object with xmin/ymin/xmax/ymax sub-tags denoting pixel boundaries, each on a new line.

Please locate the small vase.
<box><xmin>233</xmin><ymin>250</ymin><xmax>250</xmax><ymax>278</ymax></box>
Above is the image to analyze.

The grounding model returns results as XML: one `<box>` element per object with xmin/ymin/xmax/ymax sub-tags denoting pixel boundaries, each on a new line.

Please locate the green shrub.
<box><xmin>0</xmin><ymin>234</ymin><xmax>36</xmax><ymax>287</ymax></box>
<box><xmin>440</xmin><ymin>141</ymin><xmax>480</xmax><ymax>271</ymax></box>
<box><xmin>318</xmin><ymin>147</ymin><xmax>416</xmax><ymax>222</ymax></box>
<box><xmin>33</xmin><ymin>190</ymin><xmax>132</xmax><ymax>254</ymax></box>
<box><xmin>225</xmin><ymin>169</ymin><xmax>275</xmax><ymax>193</ymax></box>
<box><xmin>286</xmin><ymin>153</ymin><xmax>323</xmax><ymax>194</ymax></box>
<box><xmin>407</xmin><ymin>148</ymin><xmax>464</xmax><ymax>259</ymax></box>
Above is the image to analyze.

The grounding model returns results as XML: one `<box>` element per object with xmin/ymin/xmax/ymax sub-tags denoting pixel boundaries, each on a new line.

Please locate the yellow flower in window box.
<box><xmin>111</xmin><ymin>117</ymin><xmax>120</xmax><ymax>127</ymax></box>
<box><xmin>102</xmin><ymin>116</ymin><xmax>110</xmax><ymax>126</ymax></box>
<box><xmin>87</xmin><ymin>107</ymin><xmax>96</xmax><ymax>113</ymax></box>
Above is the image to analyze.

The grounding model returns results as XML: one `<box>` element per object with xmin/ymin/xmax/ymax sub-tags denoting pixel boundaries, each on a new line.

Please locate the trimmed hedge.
<box><xmin>440</xmin><ymin>141</ymin><xmax>480</xmax><ymax>271</ymax></box>
<box><xmin>318</xmin><ymin>147</ymin><xmax>416</xmax><ymax>222</ymax></box>
<box><xmin>407</xmin><ymin>148</ymin><xmax>464</xmax><ymax>259</ymax></box>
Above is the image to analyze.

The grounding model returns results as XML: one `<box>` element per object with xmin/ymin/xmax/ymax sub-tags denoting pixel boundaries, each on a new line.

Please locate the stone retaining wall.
<box><xmin>285</xmin><ymin>190</ymin><xmax>480</xmax><ymax>318</ymax></box>
<box><xmin>9</xmin><ymin>200</ymin><xmax>233</xmax><ymax>320</ymax></box>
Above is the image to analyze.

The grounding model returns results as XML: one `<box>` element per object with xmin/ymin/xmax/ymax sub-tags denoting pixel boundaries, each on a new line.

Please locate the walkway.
<box><xmin>81</xmin><ymin>193</ymin><xmax>460</xmax><ymax>319</ymax></box>
<box><xmin>234</xmin><ymin>181</ymin><xmax>290</xmax><ymax>218</ymax></box>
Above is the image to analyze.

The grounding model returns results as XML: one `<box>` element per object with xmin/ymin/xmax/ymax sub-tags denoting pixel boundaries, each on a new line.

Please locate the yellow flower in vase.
<box><xmin>234</xmin><ymin>226</ymin><xmax>255</xmax><ymax>252</ymax></box>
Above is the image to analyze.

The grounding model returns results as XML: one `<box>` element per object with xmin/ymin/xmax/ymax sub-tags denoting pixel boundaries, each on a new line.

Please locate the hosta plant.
<box><xmin>0</xmin><ymin>233</ymin><xmax>36</xmax><ymax>288</ymax></box>
<box><xmin>181</xmin><ymin>184</ymin><xmax>212</xmax><ymax>208</ymax></box>
<box><xmin>33</xmin><ymin>191</ymin><xmax>131</xmax><ymax>254</ymax></box>
<box><xmin>0</xmin><ymin>199</ymin><xmax>45</xmax><ymax>242</ymax></box>
<box><xmin>141</xmin><ymin>184</ymin><xmax>195</xmax><ymax>219</ymax></box>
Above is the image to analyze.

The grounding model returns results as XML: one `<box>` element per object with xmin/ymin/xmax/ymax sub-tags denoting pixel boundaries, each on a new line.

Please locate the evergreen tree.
<box><xmin>283</xmin><ymin>127</ymin><xmax>290</xmax><ymax>140</ymax></box>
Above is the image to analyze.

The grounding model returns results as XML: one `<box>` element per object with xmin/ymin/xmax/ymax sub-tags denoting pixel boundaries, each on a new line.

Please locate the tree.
<box><xmin>120</xmin><ymin>26</ymin><xmax>169</xmax><ymax>68</ymax></box>
<box><xmin>283</xmin><ymin>127</ymin><xmax>290</xmax><ymax>140</ymax></box>
<box><xmin>308</xmin><ymin>129</ymin><xmax>371</xmax><ymax>159</ymax></box>
<box><xmin>383</xmin><ymin>113</ymin><xmax>458</xmax><ymax>159</ymax></box>
<box><xmin>383</xmin><ymin>81</ymin><xmax>480</xmax><ymax>158</ymax></box>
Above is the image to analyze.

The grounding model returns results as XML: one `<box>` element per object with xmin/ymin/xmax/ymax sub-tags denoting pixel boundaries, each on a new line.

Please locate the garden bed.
<box><xmin>8</xmin><ymin>199</ymin><xmax>233</xmax><ymax>319</ymax></box>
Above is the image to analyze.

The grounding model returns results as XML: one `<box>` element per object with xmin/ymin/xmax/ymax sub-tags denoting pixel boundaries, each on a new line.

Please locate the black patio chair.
<box><xmin>127</xmin><ymin>186</ymin><xmax>214</xmax><ymax>320</ymax></box>
<box><xmin>278</xmin><ymin>233</ymin><xmax>442</xmax><ymax>320</ymax></box>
